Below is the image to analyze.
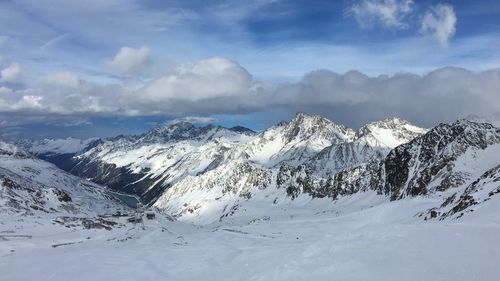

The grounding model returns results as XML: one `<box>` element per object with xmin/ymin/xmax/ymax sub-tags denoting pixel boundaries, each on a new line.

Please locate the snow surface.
<box><xmin>1</xmin><ymin>192</ymin><xmax>500</xmax><ymax>281</ymax></box>
<box><xmin>0</xmin><ymin>140</ymin><xmax>124</xmax><ymax>215</ymax></box>
<box><xmin>21</xmin><ymin>137</ymin><xmax>96</xmax><ymax>155</ymax></box>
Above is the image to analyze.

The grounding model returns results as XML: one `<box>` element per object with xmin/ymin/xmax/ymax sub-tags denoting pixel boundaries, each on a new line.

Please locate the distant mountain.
<box><xmin>237</xmin><ymin>112</ymin><xmax>357</xmax><ymax>167</ymax></box>
<box><xmin>466</xmin><ymin>112</ymin><xmax>500</xmax><ymax>127</ymax></box>
<box><xmin>16</xmin><ymin>137</ymin><xmax>100</xmax><ymax>171</ymax></box>
<box><xmin>16</xmin><ymin>137</ymin><xmax>98</xmax><ymax>155</ymax></box>
<box><xmin>70</xmin><ymin>122</ymin><xmax>256</xmax><ymax>203</ymax></box>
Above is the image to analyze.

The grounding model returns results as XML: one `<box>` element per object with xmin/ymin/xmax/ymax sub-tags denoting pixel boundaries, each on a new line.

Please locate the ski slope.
<box><xmin>1</xmin><ymin>192</ymin><xmax>499</xmax><ymax>281</ymax></box>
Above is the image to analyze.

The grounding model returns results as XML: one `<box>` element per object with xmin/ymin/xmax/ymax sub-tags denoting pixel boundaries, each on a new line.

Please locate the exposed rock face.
<box><xmin>436</xmin><ymin>164</ymin><xmax>500</xmax><ymax>219</ymax></box>
<box><xmin>381</xmin><ymin>120</ymin><xmax>500</xmax><ymax>200</ymax></box>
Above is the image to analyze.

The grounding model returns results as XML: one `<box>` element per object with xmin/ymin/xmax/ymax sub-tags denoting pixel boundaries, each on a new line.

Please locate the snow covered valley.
<box><xmin>2</xmin><ymin>192</ymin><xmax>500</xmax><ymax>281</ymax></box>
<box><xmin>2</xmin><ymin>113</ymin><xmax>500</xmax><ymax>280</ymax></box>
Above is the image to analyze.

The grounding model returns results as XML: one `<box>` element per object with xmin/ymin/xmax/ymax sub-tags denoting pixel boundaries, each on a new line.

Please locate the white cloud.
<box><xmin>349</xmin><ymin>0</ymin><xmax>414</xmax><ymax>29</ymax></box>
<box><xmin>420</xmin><ymin>4</ymin><xmax>457</xmax><ymax>47</ymax></box>
<box><xmin>107</xmin><ymin>46</ymin><xmax>150</xmax><ymax>74</ymax></box>
<box><xmin>1</xmin><ymin>62</ymin><xmax>23</xmax><ymax>82</ymax></box>
<box><xmin>139</xmin><ymin>56</ymin><xmax>255</xmax><ymax>104</ymax></box>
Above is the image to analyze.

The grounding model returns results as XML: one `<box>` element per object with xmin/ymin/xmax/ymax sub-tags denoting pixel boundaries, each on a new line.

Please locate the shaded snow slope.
<box><xmin>0</xmin><ymin>140</ymin><xmax>124</xmax><ymax>216</ymax></box>
<box><xmin>17</xmin><ymin>137</ymin><xmax>97</xmax><ymax>155</ymax></box>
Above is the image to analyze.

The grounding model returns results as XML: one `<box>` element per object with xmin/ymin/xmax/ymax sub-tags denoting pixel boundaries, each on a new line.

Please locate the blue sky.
<box><xmin>0</xmin><ymin>0</ymin><xmax>499</xmax><ymax>139</ymax></box>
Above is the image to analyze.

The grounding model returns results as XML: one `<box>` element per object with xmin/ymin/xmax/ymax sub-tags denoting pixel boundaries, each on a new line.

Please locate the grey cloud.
<box><xmin>271</xmin><ymin>67</ymin><xmax>500</xmax><ymax>127</ymax></box>
<box><xmin>0</xmin><ymin>57</ymin><xmax>499</xmax><ymax>129</ymax></box>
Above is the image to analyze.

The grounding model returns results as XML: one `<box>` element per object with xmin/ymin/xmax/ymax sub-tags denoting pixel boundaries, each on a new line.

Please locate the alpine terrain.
<box><xmin>1</xmin><ymin>113</ymin><xmax>500</xmax><ymax>281</ymax></box>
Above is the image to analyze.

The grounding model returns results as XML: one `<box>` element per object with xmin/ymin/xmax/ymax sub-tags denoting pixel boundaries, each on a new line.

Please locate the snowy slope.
<box><xmin>71</xmin><ymin>123</ymin><xmax>257</xmax><ymax>203</ymax></box>
<box><xmin>0</xmin><ymin>140</ymin><xmax>124</xmax><ymax>216</ymax></box>
<box><xmin>306</xmin><ymin>117</ymin><xmax>428</xmax><ymax>177</ymax></box>
<box><xmin>239</xmin><ymin>112</ymin><xmax>356</xmax><ymax>167</ymax></box>
<box><xmin>2</xmin><ymin>189</ymin><xmax>500</xmax><ymax>281</ymax></box>
<box><xmin>17</xmin><ymin>137</ymin><xmax>97</xmax><ymax>155</ymax></box>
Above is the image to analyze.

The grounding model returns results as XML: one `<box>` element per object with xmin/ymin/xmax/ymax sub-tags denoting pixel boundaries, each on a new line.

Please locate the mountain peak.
<box><xmin>357</xmin><ymin>117</ymin><xmax>427</xmax><ymax>148</ymax></box>
<box><xmin>229</xmin><ymin>126</ymin><xmax>256</xmax><ymax>135</ymax></box>
<box><xmin>280</xmin><ymin>112</ymin><xmax>356</xmax><ymax>144</ymax></box>
<box><xmin>141</xmin><ymin>121</ymin><xmax>199</xmax><ymax>142</ymax></box>
<box><xmin>292</xmin><ymin>112</ymin><xmax>323</xmax><ymax>122</ymax></box>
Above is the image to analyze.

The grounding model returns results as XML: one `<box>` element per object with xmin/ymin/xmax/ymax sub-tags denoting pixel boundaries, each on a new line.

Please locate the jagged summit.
<box><xmin>240</xmin><ymin>112</ymin><xmax>357</xmax><ymax>167</ymax></box>
<box><xmin>286</xmin><ymin>112</ymin><xmax>355</xmax><ymax>142</ymax></box>
<box><xmin>304</xmin><ymin>117</ymin><xmax>427</xmax><ymax>177</ymax></box>
<box><xmin>465</xmin><ymin>112</ymin><xmax>500</xmax><ymax>127</ymax></box>
<box><xmin>142</xmin><ymin>121</ymin><xmax>199</xmax><ymax>142</ymax></box>
<box><xmin>140</xmin><ymin>121</ymin><xmax>252</xmax><ymax>143</ymax></box>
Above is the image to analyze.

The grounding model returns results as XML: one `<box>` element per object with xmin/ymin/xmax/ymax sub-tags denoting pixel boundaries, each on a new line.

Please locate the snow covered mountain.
<box><xmin>16</xmin><ymin>137</ymin><xmax>100</xmax><ymax>171</ymax></box>
<box><xmin>66</xmin><ymin>113</ymin><xmax>401</xmax><ymax>206</ymax></box>
<box><xmin>68</xmin><ymin>122</ymin><xmax>256</xmax><ymax>203</ymax></box>
<box><xmin>19</xmin><ymin>113</ymin><xmax>426</xmax><ymax>211</ymax></box>
<box><xmin>3</xmin><ymin>113</ymin><xmax>500</xmax><ymax>281</ymax></box>
<box><xmin>306</xmin><ymin>117</ymin><xmax>428</xmax><ymax>177</ymax></box>
<box><xmin>238</xmin><ymin>112</ymin><xmax>356</xmax><ymax>167</ymax></box>
<box><xmin>0</xmin><ymin>140</ymin><xmax>123</xmax><ymax>216</ymax></box>
<box><xmin>15</xmin><ymin>113</ymin><xmax>500</xmax><ymax>225</ymax></box>
<box><xmin>154</xmin><ymin>119</ymin><xmax>500</xmax><ymax>223</ymax></box>
<box><xmin>17</xmin><ymin>137</ymin><xmax>98</xmax><ymax>156</ymax></box>
<box><xmin>329</xmin><ymin>120</ymin><xmax>500</xmax><ymax>219</ymax></box>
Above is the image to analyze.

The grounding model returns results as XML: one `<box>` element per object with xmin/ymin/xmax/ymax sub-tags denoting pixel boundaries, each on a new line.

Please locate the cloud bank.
<box><xmin>0</xmin><ymin>56</ymin><xmax>499</xmax><ymax>128</ymax></box>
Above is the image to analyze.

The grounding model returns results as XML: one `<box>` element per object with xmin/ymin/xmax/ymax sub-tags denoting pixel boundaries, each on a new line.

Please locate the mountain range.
<box><xmin>8</xmin><ymin>112</ymin><xmax>499</xmax><ymax>224</ymax></box>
